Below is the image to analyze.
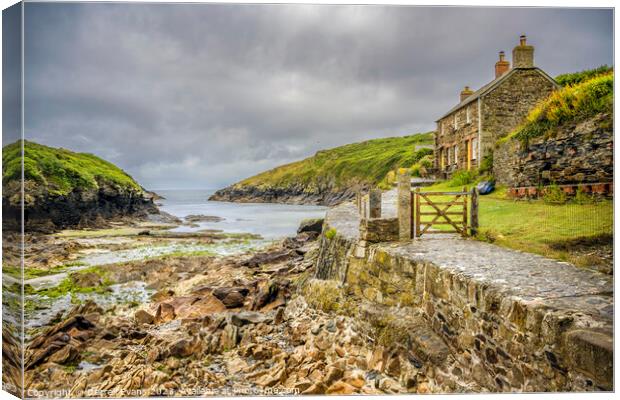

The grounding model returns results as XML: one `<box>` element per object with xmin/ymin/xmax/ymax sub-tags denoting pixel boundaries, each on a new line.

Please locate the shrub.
<box><xmin>302</xmin><ymin>279</ymin><xmax>355</xmax><ymax>314</ymax></box>
<box><xmin>419</xmin><ymin>155</ymin><xmax>433</xmax><ymax>168</ymax></box>
<box><xmin>371</xmin><ymin>315</ymin><xmax>410</xmax><ymax>348</ymax></box>
<box><xmin>478</xmin><ymin>229</ymin><xmax>498</xmax><ymax>243</ymax></box>
<box><xmin>573</xmin><ymin>187</ymin><xmax>598</xmax><ymax>205</ymax></box>
<box><xmin>384</xmin><ymin>170</ymin><xmax>396</xmax><ymax>185</ymax></box>
<box><xmin>555</xmin><ymin>65</ymin><xmax>613</xmax><ymax>87</ymax></box>
<box><xmin>411</xmin><ymin>147</ymin><xmax>433</xmax><ymax>164</ymax></box>
<box><xmin>409</xmin><ymin>154</ymin><xmax>434</xmax><ymax>177</ymax></box>
<box><xmin>325</xmin><ymin>228</ymin><xmax>337</xmax><ymax>240</ymax></box>
<box><xmin>478</xmin><ymin>154</ymin><xmax>494</xmax><ymax>176</ymax></box>
<box><xmin>542</xmin><ymin>184</ymin><xmax>567</xmax><ymax>204</ymax></box>
<box><xmin>449</xmin><ymin>169</ymin><xmax>478</xmax><ymax>186</ymax></box>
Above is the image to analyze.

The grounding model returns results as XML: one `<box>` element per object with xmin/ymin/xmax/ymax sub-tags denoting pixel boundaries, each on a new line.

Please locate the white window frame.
<box><xmin>453</xmin><ymin>114</ymin><xmax>458</xmax><ymax>130</ymax></box>
<box><xmin>441</xmin><ymin>121</ymin><xmax>444</xmax><ymax>136</ymax></box>
<box><xmin>466</xmin><ymin>106</ymin><xmax>471</xmax><ymax>124</ymax></box>
<box><xmin>454</xmin><ymin>144</ymin><xmax>458</xmax><ymax>165</ymax></box>
<box><xmin>471</xmin><ymin>138</ymin><xmax>478</xmax><ymax>160</ymax></box>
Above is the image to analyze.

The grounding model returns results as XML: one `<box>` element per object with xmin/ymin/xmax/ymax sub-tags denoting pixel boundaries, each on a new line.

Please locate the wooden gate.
<box><xmin>412</xmin><ymin>187</ymin><xmax>478</xmax><ymax>238</ymax></box>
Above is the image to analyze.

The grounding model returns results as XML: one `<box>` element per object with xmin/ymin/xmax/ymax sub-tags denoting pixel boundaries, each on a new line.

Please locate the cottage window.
<box><xmin>453</xmin><ymin>145</ymin><xmax>458</xmax><ymax>165</ymax></box>
<box><xmin>441</xmin><ymin>121</ymin><xmax>444</xmax><ymax>136</ymax></box>
<box><xmin>466</xmin><ymin>106</ymin><xmax>471</xmax><ymax>124</ymax></box>
<box><xmin>472</xmin><ymin>138</ymin><xmax>478</xmax><ymax>160</ymax></box>
<box><xmin>453</xmin><ymin>114</ymin><xmax>458</xmax><ymax>130</ymax></box>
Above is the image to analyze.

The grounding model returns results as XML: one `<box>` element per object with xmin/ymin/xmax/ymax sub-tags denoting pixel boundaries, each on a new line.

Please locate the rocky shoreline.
<box><xmin>2</xmin><ymin>181</ymin><xmax>161</xmax><ymax>233</ymax></box>
<box><xmin>11</xmin><ymin>216</ymin><xmax>479</xmax><ymax>397</ymax></box>
<box><xmin>209</xmin><ymin>184</ymin><xmax>363</xmax><ymax>206</ymax></box>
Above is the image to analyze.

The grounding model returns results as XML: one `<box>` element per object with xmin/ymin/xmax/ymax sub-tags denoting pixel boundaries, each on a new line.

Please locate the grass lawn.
<box><xmin>420</xmin><ymin>180</ymin><xmax>613</xmax><ymax>266</ymax></box>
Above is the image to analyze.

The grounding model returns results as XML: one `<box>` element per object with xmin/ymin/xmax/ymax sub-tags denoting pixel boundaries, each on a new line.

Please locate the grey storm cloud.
<box><xmin>17</xmin><ymin>3</ymin><xmax>613</xmax><ymax>189</ymax></box>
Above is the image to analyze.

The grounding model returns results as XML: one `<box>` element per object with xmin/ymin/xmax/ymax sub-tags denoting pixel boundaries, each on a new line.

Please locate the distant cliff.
<box><xmin>2</xmin><ymin>140</ymin><xmax>158</xmax><ymax>231</ymax></box>
<box><xmin>210</xmin><ymin>133</ymin><xmax>434</xmax><ymax>206</ymax></box>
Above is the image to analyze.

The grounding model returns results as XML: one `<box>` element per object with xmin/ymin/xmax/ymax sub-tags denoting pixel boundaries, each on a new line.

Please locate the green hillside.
<box><xmin>555</xmin><ymin>65</ymin><xmax>613</xmax><ymax>87</ymax></box>
<box><xmin>237</xmin><ymin>132</ymin><xmax>434</xmax><ymax>191</ymax></box>
<box><xmin>2</xmin><ymin>140</ymin><xmax>142</xmax><ymax>196</ymax></box>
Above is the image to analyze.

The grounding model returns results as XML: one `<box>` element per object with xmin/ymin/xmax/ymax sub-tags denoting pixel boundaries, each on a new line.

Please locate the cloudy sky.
<box><xmin>17</xmin><ymin>3</ymin><xmax>613</xmax><ymax>190</ymax></box>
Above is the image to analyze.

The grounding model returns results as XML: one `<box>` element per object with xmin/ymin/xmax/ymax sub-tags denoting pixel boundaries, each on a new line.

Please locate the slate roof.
<box><xmin>435</xmin><ymin>67</ymin><xmax>559</xmax><ymax>122</ymax></box>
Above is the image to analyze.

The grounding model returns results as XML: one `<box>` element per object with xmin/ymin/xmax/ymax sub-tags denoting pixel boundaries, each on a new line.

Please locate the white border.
<box><xmin>0</xmin><ymin>2</ymin><xmax>616</xmax><ymax>400</ymax></box>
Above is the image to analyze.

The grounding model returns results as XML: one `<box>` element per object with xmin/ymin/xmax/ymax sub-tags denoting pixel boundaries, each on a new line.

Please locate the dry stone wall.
<box><xmin>342</xmin><ymin>243</ymin><xmax>612</xmax><ymax>392</ymax></box>
<box><xmin>494</xmin><ymin>113</ymin><xmax>613</xmax><ymax>187</ymax></box>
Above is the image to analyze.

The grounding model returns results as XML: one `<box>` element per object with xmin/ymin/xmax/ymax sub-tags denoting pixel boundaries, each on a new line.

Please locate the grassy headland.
<box><xmin>3</xmin><ymin>140</ymin><xmax>142</xmax><ymax>196</ymax></box>
<box><xmin>211</xmin><ymin>132</ymin><xmax>434</xmax><ymax>205</ymax></box>
<box><xmin>2</xmin><ymin>140</ymin><xmax>156</xmax><ymax>230</ymax></box>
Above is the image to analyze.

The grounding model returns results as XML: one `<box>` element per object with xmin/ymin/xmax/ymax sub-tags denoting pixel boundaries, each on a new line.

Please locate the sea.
<box><xmin>156</xmin><ymin>189</ymin><xmax>328</xmax><ymax>240</ymax></box>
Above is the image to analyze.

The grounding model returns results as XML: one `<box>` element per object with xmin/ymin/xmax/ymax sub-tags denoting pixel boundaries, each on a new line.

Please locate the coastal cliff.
<box><xmin>2</xmin><ymin>140</ymin><xmax>158</xmax><ymax>231</ymax></box>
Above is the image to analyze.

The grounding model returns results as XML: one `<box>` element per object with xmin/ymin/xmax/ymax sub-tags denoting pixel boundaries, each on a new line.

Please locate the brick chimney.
<box><xmin>512</xmin><ymin>34</ymin><xmax>534</xmax><ymax>68</ymax></box>
<box><xmin>460</xmin><ymin>86</ymin><xmax>474</xmax><ymax>102</ymax></box>
<box><xmin>495</xmin><ymin>51</ymin><xmax>510</xmax><ymax>78</ymax></box>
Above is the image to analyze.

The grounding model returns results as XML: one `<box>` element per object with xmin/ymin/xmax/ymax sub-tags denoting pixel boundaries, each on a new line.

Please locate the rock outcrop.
<box><xmin>3</xmin><ymin>179</ymin><xmax>158</xmax><ymax>232</ymax></box>
<box><xmin>2</xmin><ymin>141</ymin><xmax>159</xmax><ymax>231</ymax></box>
<box><xmin>209</xmin><ymin>184</ymin><xmax>362</xmax><ymax>206</ymax></box>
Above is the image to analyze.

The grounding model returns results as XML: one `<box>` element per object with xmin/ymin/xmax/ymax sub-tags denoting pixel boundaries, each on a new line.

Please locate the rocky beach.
<box><xmin>6</xmin><ymin>208</ymin><xmax>475</xmax><ymax>398</ymax></box>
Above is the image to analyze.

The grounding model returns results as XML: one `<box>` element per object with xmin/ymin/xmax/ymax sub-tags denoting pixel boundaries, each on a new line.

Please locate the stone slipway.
<box><xmin>316</xmin><ymin>191</ymin><xmax>613</xmax><ymax>392</ymax></box>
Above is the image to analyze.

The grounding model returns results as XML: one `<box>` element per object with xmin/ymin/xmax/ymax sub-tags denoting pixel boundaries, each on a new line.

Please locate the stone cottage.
<box><xmin>434</xmin><ymin>35</ymin><xmax>559</xmax><ymax>176</ymax></box>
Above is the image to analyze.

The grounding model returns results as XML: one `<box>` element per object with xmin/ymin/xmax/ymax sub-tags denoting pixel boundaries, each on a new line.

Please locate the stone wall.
<box><xmin>480</xmin><ymin>68</ymin><xmax>557</xmax><ymax>157</ymax></box>
<box><xmin>359</xmin><ymin>218</ymin><xmax>399</xmax><ymax>243</ymax></box>
<box><xmin>344</xmin><ymin>245</ymin><xmax>612</xmax><ymax>392</ymax></box>
<box><xmin>494</xmin><ymin>113</ymin><xmax>613</xmax><ymax>187</ymax></box>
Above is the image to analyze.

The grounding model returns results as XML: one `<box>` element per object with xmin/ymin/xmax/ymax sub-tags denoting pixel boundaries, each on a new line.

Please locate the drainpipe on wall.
<box><xmin>477</xmin><ymin>97</ymin><xmax>482</xmax><ymax>162</ymax></box>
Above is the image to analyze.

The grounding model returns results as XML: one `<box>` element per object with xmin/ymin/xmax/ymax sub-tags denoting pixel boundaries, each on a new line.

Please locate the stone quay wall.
<box><xmin>314</xmin><ymin>197</ymin><xmax>612</xmax><ymax>392</ymax></box>
<box><xmin>494</xmin><ymin>113</ymin><xmax>613</xmax><ymax>189</ymax></box>
<box><xmin>346</xmin><ymin>244</ymin><xmax>612</xmax><ymax>392</ymax></box>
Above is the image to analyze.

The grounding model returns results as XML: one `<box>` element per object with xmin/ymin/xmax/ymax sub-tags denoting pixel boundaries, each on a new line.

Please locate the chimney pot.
<box><xmin>495</xmin><ymin>50</ymin><xmax>510</xmax><ymax>78</ymax></box>
<box><xmin>520</xmin><ymin>35</ymin><xmax>527</xmax><ymax>46</ymax></box>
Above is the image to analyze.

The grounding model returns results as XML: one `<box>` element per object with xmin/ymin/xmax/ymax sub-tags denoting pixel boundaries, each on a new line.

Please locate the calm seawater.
<box><xmin>156</xmin><ymin>189</ymin><xmax>327</xmax><ymax>239</ymax></box>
